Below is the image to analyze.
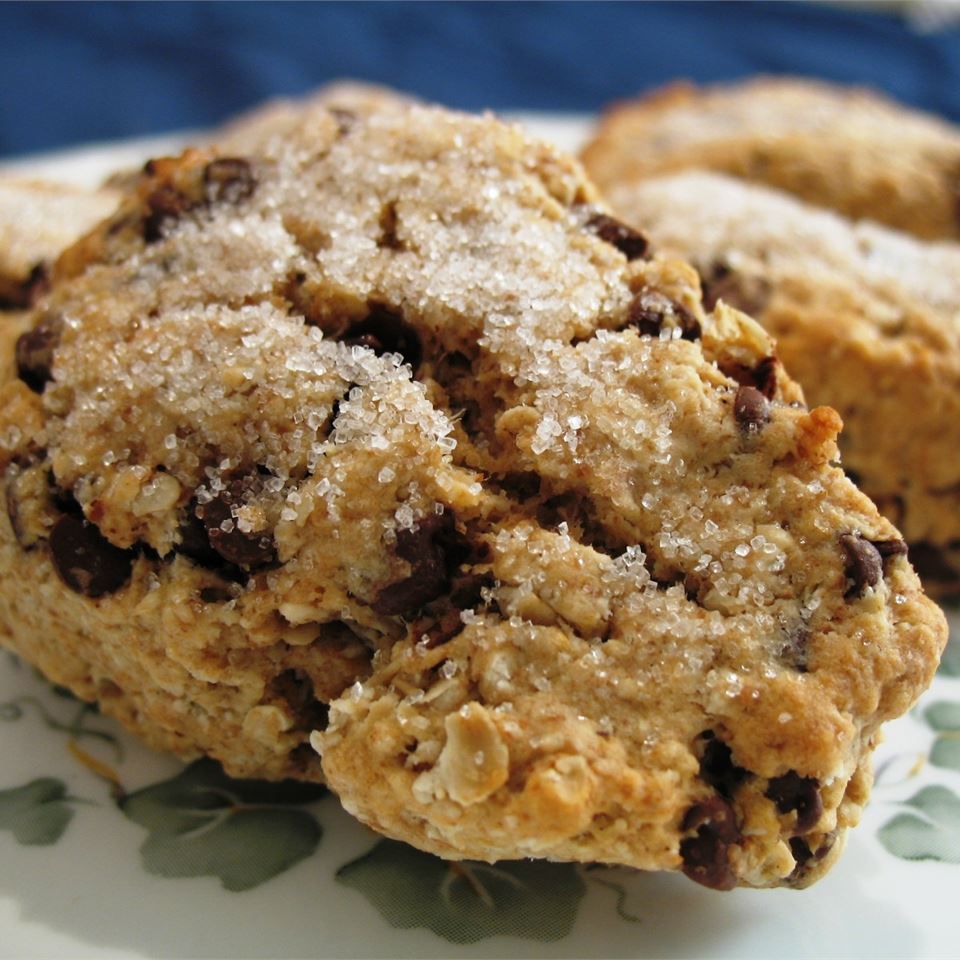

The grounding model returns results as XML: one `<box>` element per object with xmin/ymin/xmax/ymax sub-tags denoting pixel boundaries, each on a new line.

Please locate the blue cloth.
<box><xmin>1</xmin><ymin>1</ymin><xmax>959</xmax><ymax>158</ymax></box>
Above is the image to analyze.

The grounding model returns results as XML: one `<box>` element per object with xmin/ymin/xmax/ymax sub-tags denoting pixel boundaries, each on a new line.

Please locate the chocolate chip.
<box><xmin>679</xmin><ymin>797</ymin><xmax>740</xmax><ymax>890</ymax></box>
<box><xmin>329</xmin><ymin>107</ymin><xmax>356</xmax><ymax>135</ymax></box>
<box><xmin>766</xmin><ymin>771</ymin><xmax>823</xmax><ymax>834</ymax></box>
<box><xmin>701</xmin><ymin>262</ymin><xmax>772</xmax><ymax>316</ymax></box>
<box><xmin>49</xmin><ymin>513</ymin><xmax>134</xmax><ymax>597</ymax></box>
<box><xmin>176</xmin><ymin>507</ymin><xmax>224</xmax><ymax>569</ymax></box>
<box><xmin>412</xmin><ymin>571</ymin><xmax>496</xmax><ymax>647</ymax></box>
<box><xmin>373</xmin><ymin>511</ymin><xmax>469</xmax><ymax>617</ymax></box>
<box><xmin>789</xmin><ymin>836</ymin><xmax>813</xmax><ymax>868</ymax></box>
<box><xmin>203</xmin><ymin>157</ymin><xmax>256</xmax><ymax>204</ymax></box>
<box><xmin>342</xmin><ymin>306</ymin><xmax>422</xmax><ymax>372</ymax></box>
<box><xmin>869</xmin><ymin>538</ymin><xmax>908</xmax><ymax>559</ymax></box>
<box><xmin>585</xmin><ymin>213</ymin><xmax>649</xmax><ymax>260</ymax></box>
<box><xmin>378</xmin><ymin>201</ymin><xmax>402</xmax><ymax>249</ymax></box>
<box><xmin>788</xmin><ymin>832</ymin><xmax>836</xmax><ymax>885</ymax></box>
<box><xmin>839</xmin><ymin>533</ymin><xmax>883</xmax><ymax>599</ymax></box>
<box><xmin>733</xmin><ymin>385</ymin><xmax>770</xmax><ymax>431</ymax></box>
<box><xmin>143</xmin><ymin>185</ymin><xmax>192</xmax><ymax>243</ymax></box>
<box><xmin>199</xmin><ymin>585</ymin><xmax>233</xmax><ymax>603</ymax></box>
<box><xmin>194</xmin><ymin>474</ymin><xmax>277</xmax><ymax>569</ymax></box>
<box><xmin>626</xmin><ymin>289</ymin><xmax>701</xmax><ymax>341</ymax></box>
<box><xmin>699</xmin><ymin>734</ymin><xmax>750</xmax><ymax>799</ymax></box>
<box><xmin>0</xmin><ymin>263</ymin><xmax>50</xmax><ymax>310</ymax></box>
<box><xmin>15</xmin><ymin>314</ymin><xmax>62</xmax><ymax>393</ymax></box>
<box><xmin>751</xmin><ymin>356</ymin><xmax>777</xmax><ymax>399</ymax></box>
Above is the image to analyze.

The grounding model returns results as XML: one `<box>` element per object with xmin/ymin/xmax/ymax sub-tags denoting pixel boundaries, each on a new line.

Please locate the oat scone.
<box><xmin>0</xmin><ymin>178</ymin><xmax>121</xmax><ymax>309</ymax></box>
<box><xmin>581</xmin><ymin>77</ymin><xmax>960</xmax><ymax>240</ymax></box>
<box><xmin>0</xmin><ymin>101</ymin><xmax>945</xmax><ymax>890</ymax></box>
<box><xmin>604</xmin><ymin>170</ymin><xmax>960</xmax><ymax>594</ymax></box>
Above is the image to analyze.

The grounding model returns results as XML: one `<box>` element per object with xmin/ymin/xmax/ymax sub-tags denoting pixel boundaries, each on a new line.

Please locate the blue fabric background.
<box><xmin>1</xmin><ymin>1</ymin><xmax>959</xmax><ymax>158</ymax></box>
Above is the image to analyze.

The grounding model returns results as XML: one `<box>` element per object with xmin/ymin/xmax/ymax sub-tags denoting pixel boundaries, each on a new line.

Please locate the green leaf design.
<box><xmin>939</xmin><ymin>634</ymin><xmax>960</xmax><ymax>677</ymax></box>
<box><xmin>337</xmin><ymin>839</ymin><xmax>586</xmax><ymax>943</ymax></box>
<box><xmin>925</xmin><ymin>702</ymin><xmax>960</xmax><ymax>731</ymax></box>
<box><xmin>120</xmin><ymin>758</ymin><xmax>326</xmax><ymax>891</ymax></box>
<box><xmin>0</xmin><ymin>778</ymin><xmax>75</xmax><ymax>845</ymax></box>
<box><xmin>930</xmin><ymin>738</ymin><xmax>960</xmax><ymax>772</ymax></box>
<box><xmin>878</xmin><ymin>785</ymin><xmax>960</xmax><ymax>863</ymax></box>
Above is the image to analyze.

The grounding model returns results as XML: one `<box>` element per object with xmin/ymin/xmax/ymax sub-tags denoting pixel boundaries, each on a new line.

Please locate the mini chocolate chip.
<box><xmin>194</xmin><ymin>474</ymin><xmax>277</xmax><ymax>569</ymax></box>
<box><xmin>679</xmin><ymin>797</ymin><xmax>740</xmax><ymax>890</ymax></box>
<box><xmin>5</xmin><ymin>262</ymin><xmax>52</xmax><ymax>310</ymax></box>
<box><xmin>144</xmin><ymin>184</ymin><xmax>192</xmax><ymax>243</ymax></box>
<box><xmin>378</xmin><ymin>201</ymin><xmax>402</xmax><ymax>249</ymax></box>
<box><xmin>342</xmin><ymin>306</ymin><xmax>422</xmax><ymax>372</ymax></box>
<box><xmin>16</xmin><ymin>315</ymin><xmax>62</xmax><ymax>393</ymax></box>
<box><xmin>626</xmin><ymin>289</ymin><xmax>701</xmax><ymax>341</ymax></box>
<box><xmin>699</xmin><ymin>735</ymin><xmax>750</xmax><ymax>799</ymax></box>
<box><xmin>199</xmin><ymin>585</ymin><xmax>233</xmax><ymax>603</ymax></box>
<box><xmin>733</xmin><ymin>384</ymin><xmax>770</xmax><ymax>431</ymax></box>
<box><xmin>203</xmin><ymin>157</ymin><xmax>256</xmax><ymax>204</ymax></box>
<box><xmin>701</xmin><ymin>262</ymin><xmax>772</xmax><ymax>316</ymax></box>
<box><xmin>787</xmin><ymin>834</ymin><xmax>836</xmax><ymax>885</ymax></box>
<box><xmin>766</xmin><ymin>771</ymin><xmax>823</xmax><ymax>834</ymax></box>
<box><xmin>49</xmin><ymin>513</ymin><xmax>134</xmax><ymax>597</ymax></box>
<box><xmin>585</xmin><ymin>213</ymin><xmax>649</xmax><ymax>260</ymax></box>
<box><xmin>373</xmin><ymin>511</ymin><xmax>469</xmax><ymax>617</ymax></box>
<box><xmin>329</xmin><ymin>107</ymin><xmax>356</xmax><ymax>135</ymax></box>
<box><xmin>718</xmin><ymin>357</ymin><xmax>777</xmax><ymax>398</ymax></box>
<box><xmin>839</xmin><ymin>533</ymin><xmax>883</xmax><ymax>599</ymax></box>
<box><xmin>752</xmin><ymin>356</ymin><xmax>777</xmax><ymax>399</ymax></box>
<box><xmin>869</xmin><ymin>538</ymin><xmax>908</xmax><ymax>559</ymax></box>
<box><xmin>176</xmin><ymin>507</ymin><xmax>224</xmax><ymax>569</ymax></box>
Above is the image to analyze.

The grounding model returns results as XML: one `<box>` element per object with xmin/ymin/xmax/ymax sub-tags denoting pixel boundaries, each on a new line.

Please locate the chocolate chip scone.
<box><xmin>581</xmin><ymin>77</ymin><xmax>960</xmax><ymax>240</ymax></box>
<box><xmin>0</xmin><ymin>177</ymin><xmax>121</xmax><ymax>309</ymax></box>
<box><xmin>0</xmin><ymin>100</ymin><xmax>945</xmax><ymax>890</ymax></box>
<box><xmin>604</xmin><ymin>170</ymin><xmax>960</xmax><ymax>595</ymax></box>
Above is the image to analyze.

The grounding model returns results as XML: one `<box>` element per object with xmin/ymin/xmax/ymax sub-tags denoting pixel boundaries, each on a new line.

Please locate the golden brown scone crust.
<box><xmin>0</xmin><ymin>177</ymin><xmax>121</xmax><ymax>308</ymax></box>
<box><xmin>605</xmin><ymin>170</ymin><xmax>960</xmax><ymax>594</ymax></box>
<box><xmin>0</xmin><ymin>100</ymin><xmax>945</xmax><ymax>890</ymax></box>
<box><xmin>581</xmin><ymin>77</ymin><xmax>960</xmax><ymax>240</ymax></box>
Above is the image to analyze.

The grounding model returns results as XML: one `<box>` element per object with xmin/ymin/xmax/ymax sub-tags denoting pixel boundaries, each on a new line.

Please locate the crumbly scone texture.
<box><xmin>0</xmin><ymin>101</ymin><xmax>946</xmax><ymax>890</ymax></box>
<box><xmin>580</xmin><ymin>77</ymin><xmax>960</xmax><ymax>240</ymax></box>
<box><xmin>0</xmin><ymin>177</ymin><xmax>121</xmax><ymax>308</ymax></box>
<box><xmin>605</xmin><ymin>170</ymin><xmax>960</xmax><ymax>594</ymax></box>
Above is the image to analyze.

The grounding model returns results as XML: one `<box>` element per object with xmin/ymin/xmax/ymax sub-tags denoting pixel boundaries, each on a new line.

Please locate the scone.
<box><xmin>0</xmin><ymin>100</ymin><xmax>946</xmax><ymax>890</ymax></box>
<box><xmin>603</xmin><ymin>170</ymin><xmax>960</xmax><ymax>595</ymax></box>
<box><xmin>216</xmin><ymin>80</ymin><xmax>414</xmax><ymax>152</ymax></box>
<box><xmin>581</xmin><ymin>77</ymin><xmax>960</xmax><ymax>240</ymax></box>
<box><xmin>0</xmin><ymin>177</ymin><xmax>121</xmax><ymax>309</ymax></box>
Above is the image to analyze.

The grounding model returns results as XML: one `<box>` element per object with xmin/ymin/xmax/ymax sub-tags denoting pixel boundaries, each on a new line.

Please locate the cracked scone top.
<box><xmin>0</xmin><ymin>100</ymin><xmax>946</xmax><ymax>890</ymax></box>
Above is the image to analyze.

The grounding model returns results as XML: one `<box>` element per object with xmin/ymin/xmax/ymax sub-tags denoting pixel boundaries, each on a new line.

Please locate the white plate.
<box><xmin>1</xmin><ymin>119</ymin><xmax>959</xmax><ymax>960</ymax></box>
